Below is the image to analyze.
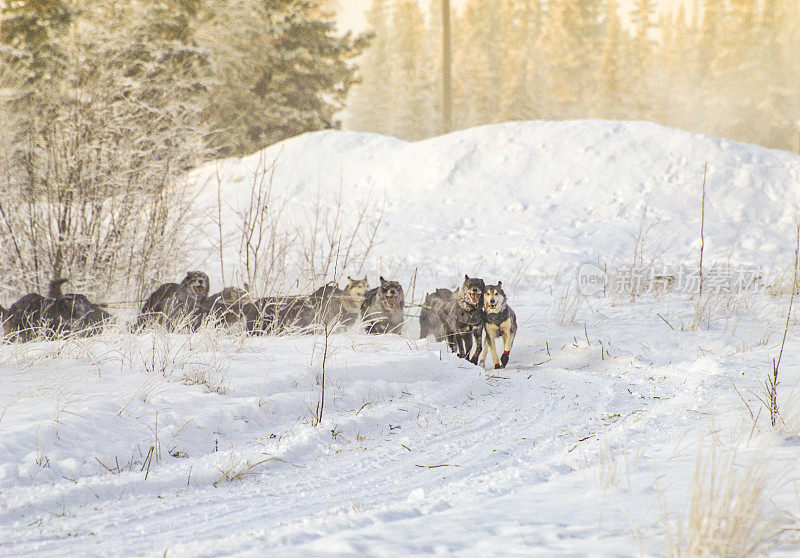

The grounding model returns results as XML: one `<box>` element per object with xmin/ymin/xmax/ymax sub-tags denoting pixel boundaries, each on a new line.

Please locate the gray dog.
<box><xmin>361</xmin><ymin>277</ymin><xmax>404</xmax><ymax>334</ymax></box>
<box><xmin>306</xmin><ymin>276</ymin><xmax>370</xmax><ymax>328</ymax></box>
<box><xmin>135</xmin><ymin>271</ymin><xmax>210</xmax><ymax>332</ymax></box>
<box><xmin>242</xmin><ymin>296</ymin><xmax>310</xmax><ymax>335</ymax></box>
<box><xmin>202</xmin><ymin>287</ymin><xmax>251</xmax><ymax>328</ymax></box>
<box><xmin>419</xmin><ymin>288</ymin><xmax>453</xmax><ymax>341</ymax></box>
<box><xmin>4</xmin><ymin>278</ymin><xmax>112</xmax><ymax>341</ymax></box>
<box><xmin>438</xmin><ymin>275</ymin><xmax>485</xmax><ymax>363</ymax></box>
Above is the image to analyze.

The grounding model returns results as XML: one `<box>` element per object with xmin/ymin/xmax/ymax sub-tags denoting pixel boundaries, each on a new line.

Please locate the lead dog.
<box><xmin>134</xmin><ymin>271</ymin><xmax>210</xmax><ymax>332</ymax></box>
<box><xmin>479</xmin><ymin>282</ymin><xmax>517</xmax><ymax>369</ymax></box>
<box><xmin>361</xmin><ymin>277</ymin><xmax>404</xmax><ymax>334</ymax></box>
<box><xmin>438</xmin><ymin>275</ymin><xmax>485</xmax><ymax>363</ymax></box>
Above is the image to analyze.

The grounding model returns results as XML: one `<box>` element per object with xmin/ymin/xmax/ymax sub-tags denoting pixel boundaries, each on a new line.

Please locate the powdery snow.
<box><xmin>2</xmin><ymin>120</ymin><xmax>800</xmax><ymax>556</ymax></box>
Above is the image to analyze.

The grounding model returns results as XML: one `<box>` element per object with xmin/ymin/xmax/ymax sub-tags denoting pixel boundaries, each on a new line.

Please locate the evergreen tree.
<box><xmin>536</xmin><ymin>0</ymin><xmax>595</xmax><ymax>117</ymax></box>
<box><xmin>596</xmin><ymin>0</ymin><xmax>630</xmax><ymax>119</ymax></box>
<box><xmin>0</xmin><ymin>0</ymin><xmax>74</xmax><ymax>82</ymax></box>
<box><xmin>653</xmin><ymin>6</ymin><xmax>698</xmax><ymax>128</ymax></box>
<box><xmin>497</xmin><ymin>0</ymin><xmax>543</xmax><ymax>122</ymax></box>
<box><xmin>388</xmin><ymin>0</ymin><xmax>433</xmax><ymax>139</ymax></box>
<box><xmin>342</xmin><ymin>0</ymin><xmax>392</xmax><ymax>135</ymax></box>
<box><xmin>628</xmin><ymin>0</ymin><xmax>655</xmax><ymax>117</ymax></box>
<box><xmin>200</xmin><ymin>0</ymin><xmax>368</xmax><ymax>156</ymax></box>
<box><xmin>455</xmin><ymin>0</ymin><xmax>506</xmax><ymax>127</ymax></box>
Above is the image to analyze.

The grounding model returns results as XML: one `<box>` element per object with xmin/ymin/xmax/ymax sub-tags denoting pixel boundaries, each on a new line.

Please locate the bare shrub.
<box><xmin>0</xmin><ymin>4</ymin><xmax>206</xmax><ymax>300</ymax></box>
<box><xmin>217</xmin><ymin>152</ymin><xmax>384</xmax><ymax>297</ymax></box>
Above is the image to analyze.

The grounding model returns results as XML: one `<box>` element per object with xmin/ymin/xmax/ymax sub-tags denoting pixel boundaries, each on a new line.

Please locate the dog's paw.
<box><xmin>500</xmin><ymin>351</ymin><xmax>509</xmax><ymax>367</ymax></box>
<box><xmin>494</xmin><ymin>364</ymin><xmax>501</xmax><ymax>369</ymax></box>
<box><xmin>469</xmin><ymin>354</ymin><xmax>479</xmax><ymax>365</ymax></box>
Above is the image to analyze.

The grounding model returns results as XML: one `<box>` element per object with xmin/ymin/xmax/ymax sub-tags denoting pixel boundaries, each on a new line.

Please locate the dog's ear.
<box><xmin>497</xmin><ymin>281</ymin><xmax>502</xmax><ymax>289</ymax></box>
<box><xmin>380</xmin><ymin>276</ymin><xmax>386</xmax><ymax>286</ymax></box>
<box><xmin>362</xmin><ymin>275</ymin><xmax>368</xmax><ymax>283</ymax></box>
<box><xmin>347</xmin><ymin>276</ymin><xmax>354</xmax><ymax>282</ymax></box>
<box><xmin>464</xmin><ymin>274</ymin><xmax>470</xmax><ymax>282</ymax></box>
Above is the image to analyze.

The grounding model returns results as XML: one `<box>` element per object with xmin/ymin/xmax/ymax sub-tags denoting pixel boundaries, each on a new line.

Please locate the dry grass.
<box><xmin>596</xmin><ymin>440</ymin><xmax>619</xmax><ymax>490</ymax></box>
<box><xmin>553</xmin><ymin>282</ymin><xmax>584</xmax><ymax>326</ymax></box>
<box><xmin>665</xmin><ymin>439</ymin><xmax>786</xmax><ymax>557</ymax></box>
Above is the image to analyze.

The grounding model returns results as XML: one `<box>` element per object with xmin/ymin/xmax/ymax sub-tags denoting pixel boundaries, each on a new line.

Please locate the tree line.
<box><xmin>0</xmin><ymin>0</ymin><xmax>367</xmax><ymax>297</ymax></box>
<box><xmin>348</xmin><ymin>0</ymin><xmax>800</xmax><ymax>153</ymax></box>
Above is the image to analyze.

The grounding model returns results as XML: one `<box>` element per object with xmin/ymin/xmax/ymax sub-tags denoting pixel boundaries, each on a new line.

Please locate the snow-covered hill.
<box><xmin>3</xmin><ymin>121</ymin><xmax>800</xmax><ymax>556</ymax></box>
<box><xmin>191</xmin><ymin>120</ymin><xmax>800</xmax><ymax>291</ymax></box>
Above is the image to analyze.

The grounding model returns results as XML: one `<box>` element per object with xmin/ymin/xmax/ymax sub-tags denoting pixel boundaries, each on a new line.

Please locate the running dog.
<box><xmin>337</xmin><ymin>276</ymin><xmax>369</xmax><ymax>325</ymax></box>
<box><xmin>49</xmin><ymin>279</ymin><xmax>112</xmax><ymax>337</ymax></box>
<box><xmin>419</xmin><ymin>288</ymin><xmax>453</xmax><ymax>341</ymax></box>
<box><xmin>361</xmin><ymin>277</ymin><xmax>404</xmax><ymax>334</ymax></box>
<box><xmin>134</xmin><ymin>271</ymin><xmax>210</xmax><ymax>332</ymax></box>
<box><xmin>243</xmin><ymin>297</ymin><xmax>277</xmax><ymax>335</ymax></box>
<box><xmin>6</xmin><ymin>278</ymin><xmax>111</xmax><ymax>340</ymax></box>
<box><xmin>308</xmin><ymin>276</ymin><xmax>369</xmax><ymax>327</ymax></box>
<box><xmin>243</xmin><ymin>295</ymin><xmax>311</xmax><ymax>335</ymax></box>
<box><xmin>203</xmin><ymin>287</ymin><xmax>251</xmax><ymax>328</ymax></box>
<box><xmin>479</xmin><ymin>282</ymin><xmax>517</xmax><ymax>369</ymax></box>
<box><xmin>5</xmin><ymin>292</ymin><xmax>56</xmax><ymax>341</ymax></box>
<box><xmin>438</xmin><ymin>275</ymin><xmax>485</xmax><ymax>363</ymax></box>
<box><xmin>244</xmin><ymin>276</ymin><xmax>370</xmax><ymax>335</ymax></box>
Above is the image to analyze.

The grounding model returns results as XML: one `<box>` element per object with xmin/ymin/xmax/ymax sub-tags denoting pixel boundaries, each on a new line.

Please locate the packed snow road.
<box><xmin>2</xmin><ymin>287</ymin><xmax>795</xmax><ymax>556</ymax></box>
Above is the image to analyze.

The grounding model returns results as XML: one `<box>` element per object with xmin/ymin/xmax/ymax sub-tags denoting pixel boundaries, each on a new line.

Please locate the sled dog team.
<box><xmin>0</xmin><ymin>273</ymin><xmax>516</xmax><ymax>369</ymax></box>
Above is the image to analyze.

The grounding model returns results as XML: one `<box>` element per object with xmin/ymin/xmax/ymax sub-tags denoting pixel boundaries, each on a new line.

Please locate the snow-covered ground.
<box><xmin>2</xmin><ymin>120</ymin><xmax>800</xmax><ymax>556</ymax></box>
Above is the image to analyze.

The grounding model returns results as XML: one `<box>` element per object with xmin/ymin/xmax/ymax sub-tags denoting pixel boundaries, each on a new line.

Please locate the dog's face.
<box><xmin>461</xmin><ymin>275</ymin><xmax>485</xmax><ymax>306</ymax></box>
<box><xmin>346</xmin><ymin>276</ymin><xmax>369</xmax><ymax>299</ymax></box>
<box><xmin>181</xmin><ymin>271</ymin><xmax>210</xmax><ymax>298</ymax></box>
<box><xmin>378</xmin><ymin>276</ymin><xmax>404</xmax><ymax>309</ymax></box>
<box><xmin>483</xmin><ymin>282</ymin><xmax>506</xmax><ymax>313</ymax></box>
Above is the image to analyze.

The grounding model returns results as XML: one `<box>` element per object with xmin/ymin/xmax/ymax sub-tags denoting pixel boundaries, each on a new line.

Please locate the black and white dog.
<box><xmin>479</xmin><ymin>282</ymin><xmax>517</xmax><ymax>369</ymax></box>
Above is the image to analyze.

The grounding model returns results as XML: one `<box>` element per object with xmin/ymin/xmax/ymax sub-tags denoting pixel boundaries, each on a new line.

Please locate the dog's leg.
<box><xmin>454</xmin><ymin>327</ymin><xmax>466</xmax><ymax>358</ymax></box>
<box><xmin>462</xmin><ymin>330</ymin><xmax>473</xmax><ymax>361</ymax></box>
<box><xmin>486</xmin><ymin>331</ymin><xmax>501</xmax><ymax>368</ymax></box>
<box><xmin>469</xmin><ymin>326</ymin><xmax>481</xmax><ymax>365</ymax></box>
<box><xmin>501</xmin><ymin>326</ymin><xmax>515</xmax><ymax>368</ymax></box>
<box><xmin>479</xmin><ymin>329</ymin><xmax>489</xmax><ymax>366</ymax></box>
